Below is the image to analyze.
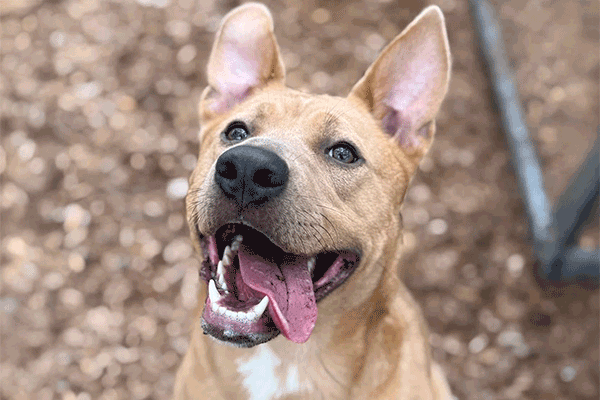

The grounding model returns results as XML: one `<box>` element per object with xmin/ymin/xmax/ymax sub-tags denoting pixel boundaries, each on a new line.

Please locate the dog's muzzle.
<box><xmin>215</xmin><ymin>145</ymin><xmax>289</xmax><ymax>208</ymax></box>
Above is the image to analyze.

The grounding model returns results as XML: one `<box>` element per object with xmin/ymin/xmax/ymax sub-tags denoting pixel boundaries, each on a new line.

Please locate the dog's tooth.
<box><xmin>234</xmin><ymin>310</ymin><xmax>256</xmax><ymax>323</ymax></box>
<box><xmin>217</xmin><ymin>274</ymin><xmax>229</xmax><ymax>293</ymax></box>
<box><xmin>224</xmin><ymin>309</ymin><xmax>235</xmax><ymax>318</ymax></box>
<box><xmin>245</xmin><ymin>310</ymin><xmax>258</xmax><ymax>321</ymax></box>
<box><xmin>307</xmin><ymin>257</ymin><xmax>316</xmax><ymax>274</ymax></box>
<box><xmin>217</xmin><ymin>306</ymin><xmax>227</xmax><ymax>316</ymax></box>
<box><xmin>223</xmin><ymin>246</ymin><xmax>232</xmax><ymax>266</ymax></box>
<box><xmin>250</xmin><ymin>296</ymin><xmax>269</xmax><ymax>319</ymax></box>
<box><xmin>216</xmin><ymin>260</ymin><xmax>229</xmax><ymax>292</ymax></box>
<box><xmin>208</xmin><ymin>280</ymin><xmax>222</xmax><ymax>305</ymax></box>
<box><xmin>217</xmin><ymin>260</ymin><xmax>225</xmax><ymax>274</ymax></box>
<box><xmin>231</xmin><ymin>235</ymin><xmax>243</xmax><ymax>252</ymax></box>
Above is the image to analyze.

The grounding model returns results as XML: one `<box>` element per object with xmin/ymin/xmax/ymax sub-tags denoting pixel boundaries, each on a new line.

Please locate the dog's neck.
<box><xmin>203</xmin><ymin>302</ymin><xmax>377</xmax><ymax>400</ymax></box>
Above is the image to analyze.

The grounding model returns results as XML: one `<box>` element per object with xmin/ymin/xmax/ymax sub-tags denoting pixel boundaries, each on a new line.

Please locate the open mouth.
<box><xmin>198</xmin><ymin>223</ymin><xmax>360</xmax><ymax>347</ymax></box>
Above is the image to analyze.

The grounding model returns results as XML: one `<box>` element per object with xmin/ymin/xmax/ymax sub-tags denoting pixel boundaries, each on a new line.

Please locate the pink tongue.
<box><xmin>237</xmin><ymin>243</ymin><xmax>317</xmax><ymax>343</ymax></box>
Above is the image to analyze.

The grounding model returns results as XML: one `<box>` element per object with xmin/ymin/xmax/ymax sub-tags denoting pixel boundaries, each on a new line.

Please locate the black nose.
<box><xmin>215</xmin><ymin>145</ymin><xmax>289</xmax><ymax>207</ymax></box>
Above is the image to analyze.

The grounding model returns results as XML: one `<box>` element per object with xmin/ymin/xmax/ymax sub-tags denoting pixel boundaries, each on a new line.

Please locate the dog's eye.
<box><xmin>327</xmin><ymin>143</ymin><xmax>359</xmax><ymax>164</ymax></box>
<box><xmin>224</xmin><ymin>123</ymin><xmax>249</xmax><ymax>142</ymax></box>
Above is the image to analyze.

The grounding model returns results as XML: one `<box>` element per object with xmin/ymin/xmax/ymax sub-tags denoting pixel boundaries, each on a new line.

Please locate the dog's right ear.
<box><xmin>199</xmin><ymin>3</ymin><xmax>285</xmax><ymax>122</ymax></box>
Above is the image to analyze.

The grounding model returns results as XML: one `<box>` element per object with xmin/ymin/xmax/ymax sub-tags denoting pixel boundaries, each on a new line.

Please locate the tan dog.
<box><xmin>175</xmin><ymin>3</ymin><xmax>452</xmax><ymax>399</ymax></box>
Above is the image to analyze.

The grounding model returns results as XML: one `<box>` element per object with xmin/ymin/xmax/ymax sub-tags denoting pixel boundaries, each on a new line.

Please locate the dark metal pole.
<box><xmin>547</xmin><ymin>135</ymin><xmax>599</xmax><ymax>283</ymax></box>
<box><xmin>468</xmin><ymin>0</ymin><xmax>599</xmax><ymax>287</ymax></box>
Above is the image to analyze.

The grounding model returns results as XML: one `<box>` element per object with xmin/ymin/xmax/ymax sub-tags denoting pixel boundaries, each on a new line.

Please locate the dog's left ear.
<box><xmin>349</xmin><ymin>6</ymin><xmax>451</xmax><ymax>161</ymax></box>
<box><xmin>200</xmin><ymin>3</ymin><xmax>285</xmax><ymax>121</ymax></box>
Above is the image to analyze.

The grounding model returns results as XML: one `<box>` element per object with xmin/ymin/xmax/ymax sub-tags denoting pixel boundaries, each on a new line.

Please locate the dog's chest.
<box><xmin>235</xmin><ymin>345</ymin><xmax>313</xmax><ymax>400</ymax></box>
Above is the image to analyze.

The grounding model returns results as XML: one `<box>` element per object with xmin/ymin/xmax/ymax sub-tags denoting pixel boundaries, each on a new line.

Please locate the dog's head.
<box><xmin>186</xmin><ymin>3</ymin><xmax>450</xmax><ymax>347</ymax></box>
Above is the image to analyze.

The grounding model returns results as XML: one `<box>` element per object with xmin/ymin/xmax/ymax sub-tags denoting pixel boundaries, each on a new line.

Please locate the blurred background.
<box><xmin>0</xmin><ymin>0</ymin><xmax>598</xmax><ymax>399</ymax></box>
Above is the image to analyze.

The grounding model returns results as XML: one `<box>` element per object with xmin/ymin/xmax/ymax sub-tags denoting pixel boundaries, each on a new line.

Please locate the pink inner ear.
<box><xmin>382</xmin><ymin>108</ymin><xmax>418</xmax><ymax>148</ymax></box>
<box><xmin>209</xmin><ymin>42</ymin><xmax>262</xmax><ymax>113</ymax></box>
<box><xmin>386</xmin><ymin>57</ymin><xmax>436</xmax><ymax>111</ymax></box>
<box><xmin>377</xmin><ymin>34</ymin><xmax>445</xmax><ymax>148</ymax></box>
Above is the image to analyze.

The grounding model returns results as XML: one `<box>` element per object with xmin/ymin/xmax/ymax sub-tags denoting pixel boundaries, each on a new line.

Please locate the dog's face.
<box><xmin>186</xmin><ymin>3</ymin><xmax>450</xmax><ymax>348</ymax></box>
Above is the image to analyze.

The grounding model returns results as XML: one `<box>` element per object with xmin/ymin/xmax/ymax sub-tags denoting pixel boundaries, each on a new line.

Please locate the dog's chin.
<box><xmin>197</xmin><ymin>223</ymin><xmax>360</xmax><ymax>347</ymax></box>
<box><xmin>200</xmin><ymin>319</ymin><xmax>280</xmax><ymax>348</ymax></box>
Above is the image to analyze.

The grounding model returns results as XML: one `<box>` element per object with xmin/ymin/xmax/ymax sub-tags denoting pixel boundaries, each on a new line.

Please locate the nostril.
<box><xmin>253</xmin><ymin>168</ymin><xmax>284</xmax><ymax>188</ymax></box>
<box><xmin>216</xmin><ymin>160</ymin><xmax>238</xmax><ymax>181</ymax></box>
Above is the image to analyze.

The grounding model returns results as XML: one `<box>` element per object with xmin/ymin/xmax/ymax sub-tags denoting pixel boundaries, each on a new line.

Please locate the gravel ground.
<box><xmin>1</xmin><ymin>0</ymin><xmax>598</xmax><ymax>399</ymax></box>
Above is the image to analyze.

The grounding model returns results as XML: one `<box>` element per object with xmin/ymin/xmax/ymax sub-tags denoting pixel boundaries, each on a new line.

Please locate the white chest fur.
<box><xmin>236</xmin><ymin>345</ymin><xmax>311</xmax><ymax>400</ymax></box>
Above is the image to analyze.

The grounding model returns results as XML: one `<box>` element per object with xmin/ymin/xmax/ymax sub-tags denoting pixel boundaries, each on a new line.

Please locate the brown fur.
<box><xmin>175</xmin><ymin>3</ymin><xmax>452</xmax><ymax>399</ymax></box>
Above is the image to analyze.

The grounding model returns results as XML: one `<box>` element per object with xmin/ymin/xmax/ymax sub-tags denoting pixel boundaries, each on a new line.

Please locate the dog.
<box><xmin>174</xmin><ymin>3</ymin><xmax>453</xmax><ymax>399</ymax></box>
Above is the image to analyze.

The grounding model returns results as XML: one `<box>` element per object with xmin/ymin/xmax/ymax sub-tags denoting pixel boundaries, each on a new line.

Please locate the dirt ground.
<box><xmin>1</xmin><ymin>0</ymin><xmax>598</xmax><ymax>399</ymax></box>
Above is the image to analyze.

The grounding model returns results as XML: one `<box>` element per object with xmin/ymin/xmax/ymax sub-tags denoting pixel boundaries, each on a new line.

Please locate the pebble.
<box><xmin>167</xmin><ymin>213</ymin><xmax>185</xmax><ymax>231</ymax></box>
<box><xmin>64</xmin><ymin>227</ymin><xmax>88</xmax><ymax>248</ymax></box>
<box><xmin>75</xmin><ymin>82</ymin><xmax>101</xmax><ymax>100</ymax></box>
<box><xmin>166</xmin><ymin>20</ymin><xmax>191</xmax><ymax>39</ymax></box>
<box><xmin>497</xmin><ymin>328</ymin><xmax>524</xmax><ymax>348</ymax></box>
<box><xmin>408</xmin><ymin>183</ymin><xmax>432</xmax><ymax>203</ymax></box>
<box><xmin>104</xmin><ymin>279</ymin><xmax>132</xmax><ymax>304</ymax></box>
<box><xmin>86</xmin><ymin>306</ymin><xmax>111</xmax><ymax>334</ymax></box>
<box><xmin>160</xmin><ymin>134</ymin><xmax>179</xmax><ymax>153</ymax></box>
<box><xmin>136</xmin><ymin>0</ymin><xmax>171</xmax><ymax>8</ymax></box>
<box><xmin>478</xmin><ymin>347</ymin><xmax>501</xmax><ymax>366</ymax></box>
<box><xmin>117</xmin><ymin>95</ymin><xmax>136</xmax><ymax>112</ymax></box>
<box><xmin>63</xmin><ymin>204</ymin><xmax>91</xmax><ymax>231</ymax></box>
<box><xmin>132</xmin><ymin>315</ymin><xmax>157</xmax><ymax>341</ymax></box>
<box><xmin>181</xmin><ymin>154</ymin><xmax>197</xmax><ymax>170</ymax></box>
<box><xmin>506</xmin><ymin>254</ymin><xmax>525</xmax><ymax>277</ymax></box>
<box><xmin>21</xmin><ymin>262</ymin><xmax>40</xmax><ymax>280</ymax></box>
<box><xmin>143</xmin><ymin>200</ymin><xmax>165</xmax><ymax>217</ymax></box>
<box><xmin>162</xmin><ymin>238</ymin><xmax>193</xmax><ymax>263</ymax></box>
<box><xmin>428</xmin><ymin>218</ymin><xmax>448</xmax><ymax>235</ymax></box>
<box><xmin>177</xmin><ymin>44</ymin><xmax>196</xmax><ymax>64</ymax></box>
<box><xmin>119</xmin><ymin>227</ymin><xmax>136</xmax><ymax>247</ymax></box>
<box><xmin>479</xmin><ymin>309</ymin><xmax>502</xmax><ymax>333</ymax></box>
<box><xmin>43</xmin><ymin>272</ymin><xmax>65</xmax><ymax>290</ymax></box>
<box><xmin>68</xmin><ymin>252</ymin><xmax>86</xmax><ymax>272</ymax></box>
<box><xmin>59</xmin><ymin>288</ymin><xmax>84</xmax><ymax>308</ymax></box>
<box><xmin>559</xmin><ymin>365</ymin><xmax>577</xmax><ymax>382</ymax></box>
<box><xmin>468</xmin><ymin>333</ymin><xmax>489</xmax><ymax>354</ymax></box>
<box><xmin>458</xmin><ymin>149</ymin><xmax>475</xmax><ymax>167</ymax></box>
<box><xmin>56</xmin><ymin>351</ymin><xmax>72</xmax><ymax>366</ymax></box>
<box><xmin>18</xmin><ymin>139</ymin><xmax>36</xmax><ymax>161</ymax></box>
<box><xmin>410</xmin><ymin>207</ymin><xmax>430</xmax><ymax>226</ymax></box>
<box><xmin>63</xmin><ymin>327</ymin><xmax>86</xmax><ymax>347</ymax></box>
<box><xmin>152</xmin><ymin>276</ymin><xmax>169</xmax><ymax>293</ymax></box>
<box><xmin>115</xmin><ymin>346</ymin><xmax>140</xmax><ymax>364</ymax></box>
<box><xmin>496</xmin><ymin>291</ymin><xmax>526</xmax><ymax>320</ymax></box>
<box><xmin>442</xmin><ymin>335</ymin><xmax>464</xmax><ymax>356</ymax></box>
<box><xmin>1</xmin><ymin>297</ymin><xmax>19</xmax><ymax>313</ymax></box>
<box><xmin>141</xmin><ymin>239</ymin><xmax>162</xmax><ymax>259</ymax></box>
<box><xmin>311</xmin><ymin>8</ymin><xmax>331</xmax><ymax>24</ymax></box>
<box><xmin>50</xmin><ymin>31</ymin><xmax>66</xmax><ymax>48</ymax></box>
<box><xmin>166</xmin><ymin>178</ymin><xmax>188</xmax><ymax>200</ymax></box>
<box><xmin>28</xmin><ymin>157</ymin><xmax>46</xmax><ymax>174</ymax></box>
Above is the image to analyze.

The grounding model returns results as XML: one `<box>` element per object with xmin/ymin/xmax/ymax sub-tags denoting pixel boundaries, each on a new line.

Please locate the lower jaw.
<box><xmin>198</xmin><ymin>265</ymin><xmax>356</xmax><ymax>347</ymax></box>
<box><xmin>200</xmin><ymin>316</ymin><xmax>279</xmax><ymax>348</ymax></box>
